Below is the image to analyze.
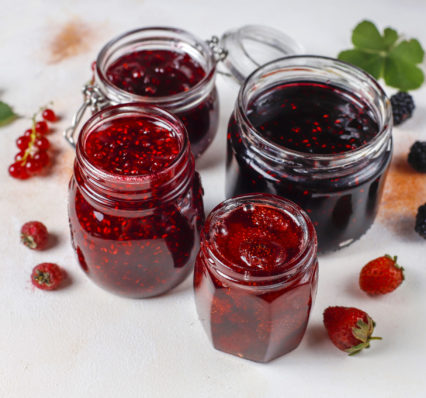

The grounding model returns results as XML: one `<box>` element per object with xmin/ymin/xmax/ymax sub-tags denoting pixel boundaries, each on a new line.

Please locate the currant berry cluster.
<box><xmin>8</xmin><ymin>107</ymin><xmax>57</xmax><ymax>180</ymax></box>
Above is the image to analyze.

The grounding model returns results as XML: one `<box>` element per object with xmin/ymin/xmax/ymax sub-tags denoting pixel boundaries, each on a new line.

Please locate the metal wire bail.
<box><xmin>64</xmin><ymin>83</ymin><xmax>110</xmax><ymax>147</ymax></box>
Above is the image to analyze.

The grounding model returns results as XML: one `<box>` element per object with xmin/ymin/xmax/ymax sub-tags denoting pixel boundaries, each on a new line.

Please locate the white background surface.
<box><xmin>1</xmin><ymin>0</ymin><xmax>426</xmax><ymax>397</ymax></box>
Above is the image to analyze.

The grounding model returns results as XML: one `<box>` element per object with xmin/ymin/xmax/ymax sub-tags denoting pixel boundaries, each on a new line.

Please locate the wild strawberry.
<box><xmin>323</xmin><ymin>306</ymin><xmax>381</xmax><ymax>355</ymax></box>
<box><xmin>20</xmin><ymin>221</ymin><xmax>49</xmax><ymax>250</ymax></box>
<box><xmin>359</xmin><ymin>255</ymin><xmax>404</xmax><ymax>295</ymax></box>
<box><xmin>31</xmin><ymin>263</ymin><xmax>64</xmax><ymax>291</ymax></box>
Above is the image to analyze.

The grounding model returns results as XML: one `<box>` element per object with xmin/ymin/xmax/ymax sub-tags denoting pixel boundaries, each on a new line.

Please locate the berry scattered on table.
<box><xmin>31</xmin><ymin>263</ymin><xmax>64</xmax><ymax>291</ymax></box>
<box><xmin>391</xmin><ymin>92</ymin><xmax>415</xmax><ymax>126</ymax></box>
<box><xmin>323</xmin><ymin>306</ymin><xmax>381</xmax><ymax>355</ymax></box>
<box><xmin>21</xmin><ymin>221</ymin><xmax>49</xmax><ymax>250</ymax></box>
<box><xmin>359</xmin><ymin>255</ymin><xmax>404</xmax><ymax>295</ymax></box>
<box><xmin>8</xmin><ymin>105</ymin><xmax>57</xmax><ymax>180</ymax></box>
<box><xmin>408</xmin><ymin>141</ymin><xmax>426</xmax><ymax>172</ymax></box>
<box><xmin>415</xmin><ymin>203</ymin><xmax>426</xmax><ymax>239</ymax></box>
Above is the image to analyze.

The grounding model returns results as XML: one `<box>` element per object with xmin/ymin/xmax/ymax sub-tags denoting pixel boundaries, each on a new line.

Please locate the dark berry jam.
<box><xmin>69</xmin><ymin>105</ymin><xmax>204</xmax><ymax>298</ymax></box>
<box><xmin>227</xmin><ymin>80</ymin><xmax>392</xmax><ymax>253</ymax></box>
<box><xmin>194</xmin><ymin>194</ymin><xmax>318</xmax><ymax>362</ymax></box>
<box><xmin>104</xmin><ymin>49</ymin><xmax>219</xmax><ymax>157</ymax></box>
<box><xmin>247</xmin><ymin>82</ymin><xmax>379</xmax><ymax>154</ymax></box>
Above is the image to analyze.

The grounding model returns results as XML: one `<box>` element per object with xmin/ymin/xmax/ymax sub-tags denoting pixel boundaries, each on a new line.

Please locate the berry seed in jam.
<box><xmin>247</xmin><ymin>82</ymin><xmax>379</xmax><ymax>154</ymax></box>
<box><xmin>69</xmin><ymin>104</ymin><xmax>204</xmax><ymax>298</ymax></box>
<box><xmin>106</xmin><ymin>50</ymin><xmax>206</xmax><ymax>97</ymax></box>
<box><xmin>194</xmin><ymin>194</ymin><xmax>318</xmax><ymax>362</ymax></box>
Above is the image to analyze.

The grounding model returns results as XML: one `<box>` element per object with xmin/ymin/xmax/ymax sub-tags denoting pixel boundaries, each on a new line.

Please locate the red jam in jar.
<box><xmin>93</xmin><ymin>28</ymin><xmax>219</xmax><ymax>158</ymax></box>
<box><xmin>226</xmin><ymin>56</ymin><xmax>392</xmax><ymax>252</ymax></box>
<box><xmin>194</xmin><ymin>194</ymin><xmax>318</xmax><ymax>363</ymax></box>
<box><xmin>68</xmin><ymin>104</ymin><xmax>204</xmax><ymax>298</ymax></box>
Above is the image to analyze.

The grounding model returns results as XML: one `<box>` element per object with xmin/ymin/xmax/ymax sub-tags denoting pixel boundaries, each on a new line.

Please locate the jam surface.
<box><xmin>84</xmin><ymin>116</ymin><xmax>182</xmax><ymax>175</ymax></box>
<box><xmin>106</xmin><ymin>49</ymin><xmax>206</xmax><ymax>97</ymax></box>
<box><xmin>194</xmin><ymin>196</ymin><xmax>317</xmax><ymax>362</ymax></box>
<box><xmin>104</xmin><ymin>49</ymin><xmax>218</xmax><ymax>158</ymax></box>
<box><xmin>212</xmin><ymin>204</ymin><xmax>303</xmax><ymax>272</ymax></box>
<box><xmin>247</xmin><ymin>82</ymin><xmax>379</xmax><ymax>154</ymax></box>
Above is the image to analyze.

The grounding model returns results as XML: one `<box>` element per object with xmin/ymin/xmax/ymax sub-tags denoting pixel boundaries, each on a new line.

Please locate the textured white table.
<box><xmin>1</xmin><ymin>1</ymin><xmax>425</xmax><ymax>397</ymax></box>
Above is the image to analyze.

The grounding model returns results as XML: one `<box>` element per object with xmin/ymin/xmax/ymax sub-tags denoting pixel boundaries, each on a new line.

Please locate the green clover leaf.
<box><xmin>338</xmin><ymin>20</ymin><xmax>425</xmax><ymax>91</ymax></box>
<box><xmin>0</xmin><ymin>101</ymin><xmax>17</xmax><ymax>127</ymax></box>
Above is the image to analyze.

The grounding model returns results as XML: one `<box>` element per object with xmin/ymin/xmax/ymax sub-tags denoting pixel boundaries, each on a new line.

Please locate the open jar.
<box><xmin>194</xmin><ymin>193</ymin><xmax>318</xmax><ymax>362</ymax></box>
<box><xmin>226</xmin><ymin>56</ymin><xmax>393</xmax><ymax>252</ymax></box>
<box><xmin>65</xmin><ymin>25</ymin><xmax>303</xmax><ymax>157</ymax></box>
<box><xmin>68</xmin><ymin>103</ymin><xmax>204</xmax><ymax>298</ymax></box>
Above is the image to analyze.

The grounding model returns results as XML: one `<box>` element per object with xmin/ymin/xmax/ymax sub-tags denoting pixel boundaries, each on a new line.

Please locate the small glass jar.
<box><xmin>68</xmin><ymin>103</ymin><xmax>204</xmax><ymax>298</ymax></box>
<box><xmin>226</xmin><ymin>56</ymin><xmax>392</xmax><ymax>252</ymax></box>
<box><xmin>66</xmin><ymin>27</ymin><xmax>219</xmax><ymax>157</ymax></box>
<box><xmin>194</xmin><ymin>193</ymin><xmax>318</xmax><ymax>363</ymax></box>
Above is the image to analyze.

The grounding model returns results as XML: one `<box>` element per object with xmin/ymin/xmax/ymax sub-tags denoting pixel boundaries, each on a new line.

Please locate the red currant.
<box><xmin>26</xmin><ymin>158</ymin><xmax>43</xmax><ymax>174</ymax></box>
<box><xmin>15</xmin><ymin>151</ymin><xmax>26</xmax><ymax>162</ymax></box>
<box><xmin>8</xmin><ymin>162</ymin><xmax>30</xmax><ymax>180</ymax></box>
<box><xmin>42</xmin><ymin>109</ymin><xmax>56</xmax><ymax>122</ymax></box>
<box><xmin>16</xmin><ymin>136</ymin><xmax>30</xmax><ymax>150</ymax></box>
<box><xmin>34</xmin><ymin>136</ymin><xmax>50</xmax><ymax>151</ymax></box>
<box><xmin>35</xmin><ymin>121</ymin><xmax>48</xmax><ymax>135</ymax></box>
<box><xmin>24</xmin><ymin>128</ymin><xmax>33</xmax><ymax>138</ymax></box>
<box><xmin>33</xmin><ymin>151</ymin><xmax>49</xmax><ymax>167</ymax></box>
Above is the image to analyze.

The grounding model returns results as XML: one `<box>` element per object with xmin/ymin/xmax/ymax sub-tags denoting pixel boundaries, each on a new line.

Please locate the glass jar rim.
<box><xmin>201</xmin><ymin>193</ymin><xmax>317</xmax><ymax>285</ymax></box>
<box><xmin>237</xmin><ymin>55</ymin><xmax>392</xmax><ymax>164</ymax></box>
<box><xmin>95</xmin><ymin>26</ymin><xmax>217</xmax><ymax>106</ymax></box>
<box><xmin>76</xmin><ymin>102</ymin><xmax>190</xmax><ymax>184</ymax></box>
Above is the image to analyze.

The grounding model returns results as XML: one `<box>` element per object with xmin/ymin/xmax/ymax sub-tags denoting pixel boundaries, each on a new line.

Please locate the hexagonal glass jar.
<box><xmin>194</xmin><ymin>193</ymin><xmax>318</xmax><ymax>362</ymax></box>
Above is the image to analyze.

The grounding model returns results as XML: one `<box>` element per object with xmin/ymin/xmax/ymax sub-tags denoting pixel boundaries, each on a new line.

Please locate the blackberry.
<box><xmin>391</xmin><ymin>92</ymin><xmax>415</xmax><ymax>126</ymax></box>
<box><xmin>408</xmin><ymin>141</ymin><xmax>426</xmax><ymax>172</ymax></box>
<box><xmin>415</xmin><ymin>203</ymin><xmax>426</xmax><ymax>239</ymax></box>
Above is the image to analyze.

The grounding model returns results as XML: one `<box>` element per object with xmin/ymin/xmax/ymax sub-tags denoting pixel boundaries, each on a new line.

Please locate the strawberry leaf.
<box><xmin>0</xmin><ymin>101</ymin><xmax>17</xmax><ymax>127</ymax></box>
<box><xmin>338</xmin><ymin>49</ymin><xmax>384</xmax><ymax>79</ymax></box>
<box><xmin>352</xmin><ymin>20</ymin><xmax>386</xmax><ymax>51</ymax></box>
<box><xmin>338</xmin><ymin>20</ymin><xmax>425</xmax><ymax>91</ymax></box>
<box><xmin>383</xmin><ymin>28</ymin><xmax>398</xmax><ymax>49</ymax></box>
<box><xmin>384</xmin><ymin>56</ymin><xmax>424</xmax><ymax>91</ymax></box>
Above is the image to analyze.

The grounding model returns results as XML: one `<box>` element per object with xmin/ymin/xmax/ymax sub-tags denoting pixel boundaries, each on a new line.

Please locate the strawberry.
<box><xmin>359</xmin><ymin>255</ymin><xmax>404</xmax><ymax>295</ymax></box>
<box><xmin>21</xmin><ymin>221</ymin><xmax>48</xmax><ymax>250</ymax></box>
<box><xmin>323</xmin><ymin>306</ymin><xmax>381</xmax><ymax>355</ymax></box>
<box><xmin>31</xmin><ymin>263</ymin><xmax>64</xmax><ymax>291</ymax></box>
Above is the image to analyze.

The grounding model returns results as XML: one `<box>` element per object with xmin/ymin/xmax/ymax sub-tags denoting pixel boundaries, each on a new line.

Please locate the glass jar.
<box><xmin>68</xmin><ymin>103</ymin><xmax>204</xmax><ymax>298</ymax></box>
<box><xmin>66</xmin><ymin>27</ymin><xmax>219</xmax><ymax>157</ymax></box>
<box><xmin>65</xmin><ymin>25</ymin><xmax>304</xmax><ymax>157</ymax></box>
<box><xmin>226</xmin><ymin>56</ymin><xmax>392</xmax><ymax>253</ymax></box>
<box><xmin>194</xmin><ymin>193</ymin><xmax>318</xmax><ymax>363</ymax></box>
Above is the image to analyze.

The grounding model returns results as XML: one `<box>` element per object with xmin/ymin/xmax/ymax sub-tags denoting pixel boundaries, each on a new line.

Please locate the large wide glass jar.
<box><xmin>194</xmin><ymin>193</ymin><xmax>318</xmax><ymax>363</ymax></box>
<box><xmin>226</xmin><ymin>56</ymin><xmax>392</xmax><ymax>252</ymax></box>
<box><xmin>66</xmin><ymin>27</ymin><xmax>219</xmax><ymax>158</ymax></box>
<box><xmin>68</xmin><ymin>103</ymin><xmax>204</xmax><ymax>298</ymax></box>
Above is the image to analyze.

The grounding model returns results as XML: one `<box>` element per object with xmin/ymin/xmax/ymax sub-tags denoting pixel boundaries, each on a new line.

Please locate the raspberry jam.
<box><xmin>194</xmin><ymin>194</ymin><xmax>318</xmax><ymax>363</ymax></box>
<box><xmin>68</xmin><ymin>104</ymin><xmax>204</xmax><ymax>298</ymax></box>
<box><xmin>94</xmin><ymin>28</ymin><xmax>219</xmax><ymax>157</ymax></box>
<box><xmin>226</xmin><ymin>56</ymin><xmax>392</xmax><ymax>252</ymax></box>
<box><xmin>106</xmin><ymin>50</ymin><xmax>206</xmax><ymax>97</ymax></box>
